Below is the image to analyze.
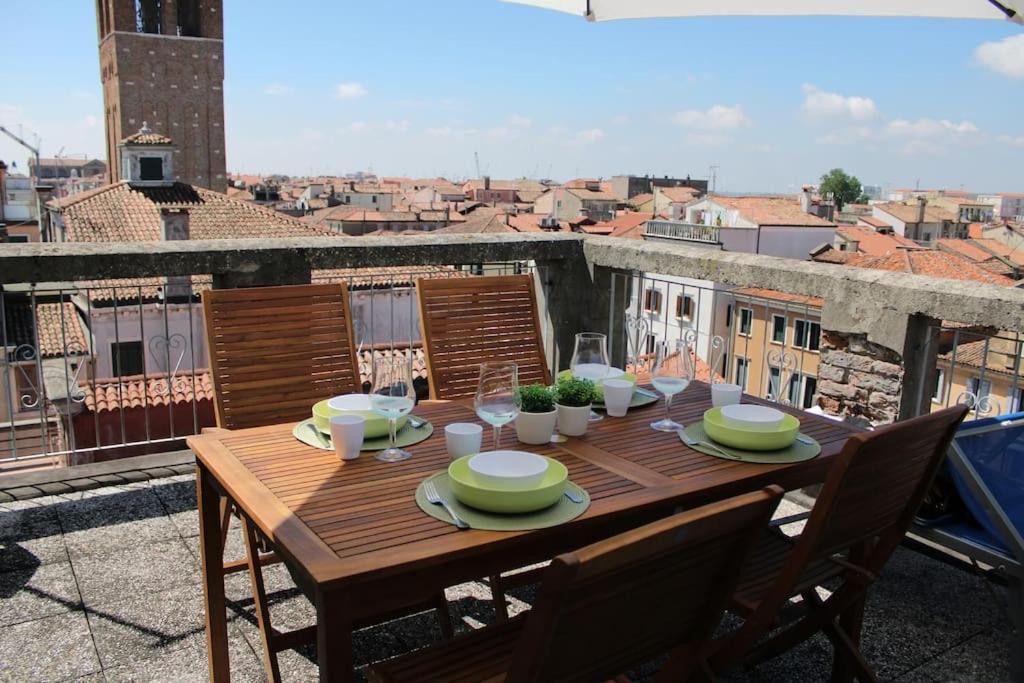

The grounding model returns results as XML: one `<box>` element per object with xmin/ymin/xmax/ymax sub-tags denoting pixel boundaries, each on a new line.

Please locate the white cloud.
<box><xmin>335</xmin><ymin>82</ymin><xmax>367</xmax><ymax>99</ymax></box>
<box><xmin>263</xmin><ymin>83</ymin><xmax>292</xmax><ymax>96</ymax></box>
<box><xmin>346</xmin><ymin>121</ymin><xmax>367</xmax><ymax>133</ymax></box>
<box><xmin>885</xmin><ymin>118</ymin><xmax>979</xmax><ymax>138</ymax></box>
<box><xmin>425</xmin><ymin>126</ymin><xmax>453</xmax><ymax>137</ymax></box>
<box><xmin>672</xmin><ymin>105</ymin><xmax>750</xmax><ymax>130</ymax></box>
<box><xmin>997</xmin><ymin>134</ymin><xmax>1024</xmax><ymax>147</ymax></box>
<box><xmin>506</xmin><ymin>114</ymin><xmax>531</xmax><ymax>128</ymax></box>
<box><xmin>974</xmin><ymin>34</ymin><xmax>1024</xmax><ymax>79</ymax></box>
<box><xmin>573</xmin><ymin>128</ymin><xmax>606</xmax><ymax>144</ymax></box>
<box><xmin>384</xmin><ymin>120</ymin><xmax>410</xmax><ymax>132</ymax></box>
<box><xmin>801</xmin><ymin>84</ymin><xmax>878</xmax><ymax>120</ymax></box>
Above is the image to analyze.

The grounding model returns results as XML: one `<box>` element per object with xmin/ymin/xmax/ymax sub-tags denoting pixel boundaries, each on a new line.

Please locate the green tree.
<box><xmin>818</xmin><ymin>168</ymin><xmax>863</xmax><ymax>211</ymax></box>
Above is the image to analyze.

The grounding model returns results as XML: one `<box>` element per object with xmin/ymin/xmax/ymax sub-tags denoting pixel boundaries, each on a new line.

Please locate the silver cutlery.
<box><xmin>678</xmin><ymin>430</ymin><xmax>743</xmax><ymax>461</ymax></box>
<box><xmin>634</xmin><ymin>387</ymin><xmax>658</xmax><ymax>399</ymax></box>
<box><xmin>408</xmin><ymin>415</ymin><xmax>428</xmax><ymax>429</ymax></box>
<box><xmin>796</xmin><ymin>434</ymin><xmax>815</xmax><ymax>445</ymax></box>
<box><xmin>423</xmin><ymin>480</ymin><xmax>470</xmax><ymax>530</ymax></box>
<box><xmin>564</xmin><ymin>488</ymin><xmax>585</xmax><ymax>504</ymax></box>
<box><xmin>307</xmin><ymin>423</ymin><xmax>331</xmax><ymax>449</ymax></box>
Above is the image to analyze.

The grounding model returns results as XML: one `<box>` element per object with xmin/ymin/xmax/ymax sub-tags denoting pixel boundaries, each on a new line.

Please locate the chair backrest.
<box><xmin>504</xmin><ymin>486</ymin><xmax>783</xmax><ymax>683</ymax></box>
<box><xmin>203</xmin><ymin>283</ymin><xmax>361</xmax><ymax>430</ymax></box>
<box><xmin>795</xmin><ymin>405</ymin><xmax>969</xmax><ymax>570</ymax></box>
<box><xmin>416</xmin><ymin>274</ymin><xmax>550</xmax><ymax>400</ymax></box>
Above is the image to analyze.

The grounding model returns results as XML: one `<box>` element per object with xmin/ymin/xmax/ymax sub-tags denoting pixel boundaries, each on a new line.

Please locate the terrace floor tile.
<box><xmin>73</xmin><ymin>537</ymin><xmax>199</xmax><ymax>609</ymax></box>
<box><xmin>0</xmin><ymin>610</ymin><xmax>101</xmax><ymax>682</ymax></box>
<box><xmin>0</xmin><ymin>560</ymin><xmax>82</xmax><ymax>627</ymax></box>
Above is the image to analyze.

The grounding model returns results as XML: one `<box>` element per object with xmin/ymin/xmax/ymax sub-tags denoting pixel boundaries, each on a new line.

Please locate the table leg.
<box><xmin>197</xmin><ymin>463</ymin><xmax>231</xmax><ymax>682</ymax></box>
<box><xmin>316</xmin><ymin>589</ymin><xmax>353</xmax><ymax>683</ymax></box>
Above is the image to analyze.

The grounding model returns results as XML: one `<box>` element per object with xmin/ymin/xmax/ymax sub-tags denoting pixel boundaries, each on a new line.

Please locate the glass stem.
<box><xmin>389</xmin><ymin>417</ymin><xmax>398</xmax><ymax>449</ymax></box>
<box><xmin>665</xmin><ymin>395</ymin><xmax>673</xmax><ymax>422</ymax></box>
<box><xmin>493</xmin><ymin>425</ymin><xmax>501</xmax><ymax>451</ymax></box>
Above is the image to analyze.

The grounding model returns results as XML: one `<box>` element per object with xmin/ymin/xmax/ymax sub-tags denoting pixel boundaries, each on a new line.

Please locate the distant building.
<box><xmin>872</xmin><ymin>199</ymin><xmax>967</xmax><ymax>244</ymax></box>
<box><xmin>534</xmin><ymin>184</ymin><xmax>618</xmax><ymax>222</ymax></box>
<box><xmin>462</xmin><ymin>177</ymin><xmax>546</xmax><ymax>204</ymax></box>
<box><xmin>335</xmin><ymin>182</ymin><xmax>396</xmax><ymax>211</ymax></box>
<box><xmin>653</xmin><ymin>186</ymin><xmax>703</xmax><ymax>219</ymax></box>
<box><xmin>96</xmin><ymin>0</ymin><xmax>227</xmax><ymax>192</ymax></box>
<box><xmin>30</xmin><ymin>158</ymin><xmax>107</xmax><ymax>181</ymax></box>
<box><xmin>610</xmin><ymin>174</ymin><xmax>709</xmax><ymax>200</ymax></box>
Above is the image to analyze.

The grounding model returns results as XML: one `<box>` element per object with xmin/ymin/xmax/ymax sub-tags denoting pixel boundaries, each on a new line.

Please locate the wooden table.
<box><xmin>188</xmin><ymin>381</ymin><xmax>861</xmax><ymax>682</ymax></box>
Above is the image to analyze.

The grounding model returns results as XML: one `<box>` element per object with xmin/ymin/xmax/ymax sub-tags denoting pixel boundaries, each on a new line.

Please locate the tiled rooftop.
<box><xmin>0</xmin><ymin>475</ymin><xmax>1011</xmax><ymax>682</ymax></box>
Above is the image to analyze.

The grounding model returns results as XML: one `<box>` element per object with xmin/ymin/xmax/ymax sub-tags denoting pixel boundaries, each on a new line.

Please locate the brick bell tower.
<box><xmin>96</xmin><ymin>0</ymin><xmax>227</xmax><ymax>192</ymax></box>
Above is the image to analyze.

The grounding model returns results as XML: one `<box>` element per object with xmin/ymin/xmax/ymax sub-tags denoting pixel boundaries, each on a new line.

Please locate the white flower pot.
<box><xmin>515</xmin><ymin>409</ymin><xmax>558</xmax><ymax>445</ymax></box>
<box><xmin>556</xmin><ymin>403</ymin><xmax>591</xmax><ymax>437</ymax></box>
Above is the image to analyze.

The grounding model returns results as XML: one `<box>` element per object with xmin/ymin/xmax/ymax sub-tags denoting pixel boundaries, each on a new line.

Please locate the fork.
<box><xmin>564</xmin><ymin>487</ymin><xmax>585</xmax><ymax>504</ymax></box>
<box><xmin>408</xmin><ymin>415</ymin><xmax>428</xmax><ymax>429</ymax></box>
<box><xmin>677</xmin><ymin>430</ymin><xmax>743</xmax><ymax>461</ymax></box>
<box><xmin>307</xmin><ymin>423</ymin><xmax>331</xmax><ymax>449</ymax></box>
<box><xmin>423</xmin><ymin>480</ymin><xmax>470</xmax><ymax>530</ymax></box>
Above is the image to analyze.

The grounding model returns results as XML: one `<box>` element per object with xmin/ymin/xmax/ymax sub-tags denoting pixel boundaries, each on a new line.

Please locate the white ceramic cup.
<box><xmin>445</xmin><ymin>423</ymin><xmax>483</xmax><ymax>459</ymax></box>
<box><xmin>711</xmin><ymin>383</ymin><xmax>743</xmax><ymax>408</ymax></box>
<box><xmin>329</xmin><ymin>415</ymin><xmax>365</xmax><ymax>461</ymax></box>
<box><xmin>602</xmin><ymin>378</ymin><xmax>635</xmax><ymax>417</ymax></box>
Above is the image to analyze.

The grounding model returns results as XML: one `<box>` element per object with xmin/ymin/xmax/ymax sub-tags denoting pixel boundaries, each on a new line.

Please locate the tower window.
<box><xmin>176</xmin><ymin>0</ymin><xmax>202</xmax><ymax>36</ymax></box>
<box><xmin>139</xmin><ymin>157</ymin><xmax>164</xmax><ymax>181</ymax></box>
<box><xmin>135</xmin><ymin>0</ymin><xmax>162</xmax><ymax>34</ymax></box>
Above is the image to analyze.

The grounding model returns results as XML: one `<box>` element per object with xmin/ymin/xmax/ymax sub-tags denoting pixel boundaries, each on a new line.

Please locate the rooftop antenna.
<box><xmin>709</xmin><ymin>164</ymin><xmax>719</xmax><ymax>193</ymax></box>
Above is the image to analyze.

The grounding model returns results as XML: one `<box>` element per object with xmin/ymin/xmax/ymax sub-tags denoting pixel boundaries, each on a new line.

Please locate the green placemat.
<box><xmin>681</xmin><ymin>422</ymin><xmax>821</xmax><ymax>464</ymax></box>
<box><xmin>293</xmin><ymin>418</ymin><xmax>434</xmax><ymax>452</ymax></box>
<box><xmin>594</xmin><ymin>388</ymin><xmax>660</xmax><ymax>410</ymax></box>
<box><xmin>415</xmin><ymin>472</ymin><xmax>590</xmax><ymax>531</ymax></box>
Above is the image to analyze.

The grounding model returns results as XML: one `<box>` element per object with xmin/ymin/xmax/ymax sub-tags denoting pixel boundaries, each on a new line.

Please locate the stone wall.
<box><xmin>817</xmin><ymin>330</ymin><xmax>904</xmax><ymax>427</ymax></box>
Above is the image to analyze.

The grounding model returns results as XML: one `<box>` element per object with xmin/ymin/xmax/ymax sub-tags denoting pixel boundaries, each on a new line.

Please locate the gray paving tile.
<box><xmin>149</xmin><ymin>480</ymin><xmax>195</xmax><ymax>514</ymax></box>
<box><xmin>184</xmin><ymin>526</ymin><xmax>247</xmax><ymax>565</ymax></box>
<box><xmin>0</xmin><ymin>560</ymin><xmax>82</xmax><ymax>626</ymax></box>
<box><xmin>87</xmin><ymin>583</ymin><xmax>206</xmax><ymax>669</ymax></box>
<box><xmin>57</xmin><ymin>488</ymin><xmax>167</xmax><ymax>534</ymax></box>
<box><xmin>102</xmin><ymin>628</ymin><xmax>263</xmax><ymax>683</ymax></box>
<box><xmin>897</xmin><ymin>628</ymin><xmax>1013</xmax><ymax>682</ymax></box>
<box><xmin>0</xmin><ymin>519</ymin><xmax>68</xmax><ymax>571</ymax></box>
<box><xmin>168</xmin><ymin>509</ymin><xmax>199</xmax><ymax>539</ymax></box>
<box><xmin>63</xmin><ymin>515</ymin><xmax>180</xmax><ymax>560</ymax></box>
<box><xmin>73</xmin><ymin>537</ymin><xmax>198</xmax><ymax>609</ymax></box>
<box><xmin>0</xmin><ymin>610</ymin><xmax>101</xmax><ymax>682</ymax></box>
<box><xmin>223</xmin><ymin>561</ymin><xmax>300</xmax><ymax>605</ymax></box>
<box><xmin>0</xmin><ymin>503</ymin><xmax>59</xmax><ymax>534</ymax></box>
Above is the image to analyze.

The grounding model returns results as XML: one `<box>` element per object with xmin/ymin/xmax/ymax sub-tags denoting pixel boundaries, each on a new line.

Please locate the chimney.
<box><xmin>483</xmin><ymin>175</ymin><xmax>491</xmax><ymax>191</ymax></box>
<box><xmin>800</xmin><ymin>185</ymin><xmax>813</xmax><ymax>214</ymax></box>
<box><xmin>916</xmin><ymin>196</ymin><xmax>927</xmax><ymax>223</ymax></box>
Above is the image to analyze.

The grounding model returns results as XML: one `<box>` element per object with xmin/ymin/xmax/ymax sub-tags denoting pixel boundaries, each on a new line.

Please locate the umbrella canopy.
<box><xmin>503</xmin><ymin>0</ymin><xmax>1022</xmax><ymax>24</ymax></box>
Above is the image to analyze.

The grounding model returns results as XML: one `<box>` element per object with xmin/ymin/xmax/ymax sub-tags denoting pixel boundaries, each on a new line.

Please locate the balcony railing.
<box><xmin>643</xmin><ymin>220</ymin><xmax>721</xmax><ymax>245</ymax></box>
<box><xmin>2</xmin><ymin>233</ymin><xmax>1024</xmax><ymax>474</ymax></box>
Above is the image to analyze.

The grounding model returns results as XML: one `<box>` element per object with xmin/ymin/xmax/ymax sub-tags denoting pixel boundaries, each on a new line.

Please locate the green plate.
<box><xmin>447</xmin><ymin>454</ymin><xmax>568</xmax><ymax>513</ymax></box>
<box><xmin>293</xmin><ymin>417</ymin><xmax>433</xmax><ymax>451</ymax></box>
<box><xmin>593</xmin><ymin>388</ymin><xmax>660</xmax><ymax>410</ymax></box>
<box><xmin>311</xmin><ymin>399</ymin><xmax>407</xmax><ymax>438</ymax></box>
<box><xmin>556</xmin><ymin>369</ymin><xmax>637</xmax><ymax>401</ymax></box>
<box><xmin>416</xmin><ymin>472</ymin><xmax>590</xmax><ymax>531</ymax></box>
<box><xmin>683</xmin><ymin>422</ymin><xmax>820</xmax><ymax>464</ymax></box>
<box><xmin>703</xmin><ymin>407</ymin><xmax>799</xmax><ymax>451</ymax></box>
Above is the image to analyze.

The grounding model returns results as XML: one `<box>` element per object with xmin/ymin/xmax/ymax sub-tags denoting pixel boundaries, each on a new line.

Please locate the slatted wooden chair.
<box><xmin>416</xmin><ymin>273</ymin><xmax>553</xmax><ymax>618</ymax></box>
<box><xmin>368</xmin><ymin>486</ymin><xmax>783</xmax><ymax>683</ymax></box>
<box><xmin>708</xmin><ymin>404</ymin><xmax>969</xmax><ymax>681</ymax></box>
<box><xmin>416</xmin><ymin>274</ymin><xmax>551</xmax><ymax>400</ymax></box>
<box><xmin>202</xmin><ymin>283</ymin><xmax>453</xmax><ymax>682</ymax></box>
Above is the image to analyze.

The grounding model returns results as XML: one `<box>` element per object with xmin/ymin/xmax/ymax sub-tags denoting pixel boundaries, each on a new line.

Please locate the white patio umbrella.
<box><xmin>503</xmin><ymin>0</ymin><xmax>1022</xmax><ymax>24</ymax></box>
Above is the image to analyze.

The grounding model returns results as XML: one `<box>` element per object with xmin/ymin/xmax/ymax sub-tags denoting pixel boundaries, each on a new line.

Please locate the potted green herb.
<box><xmin>514</xmin><ymin>384</ymin><xmax>557</xmax><ymax>445</ymax></box>
<box><xmin>554</xmin><ymin>375</ymin><xmax>598</xmax><ymax>436</ymax></box>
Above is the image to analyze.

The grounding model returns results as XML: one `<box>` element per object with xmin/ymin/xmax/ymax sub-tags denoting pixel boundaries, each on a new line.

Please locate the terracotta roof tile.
<box><xmin>858</xmin><ymin>216</ymin><xmax>892</xmax><ymax>229</ymax></box>
<box><xmin>710</xmin><ymin>195</ymin><xmax>835</xmax><ymax>227</ymax></box>
<box><xmin>657</xmin><ymin>186</ymin><xmax>702</xmax><ymax>203</ymax></box>
<box><xmin>732</xmin><ymin>287</ymin><xmax>823</xmax><ymax>308</ymax></box>
<box><xmin>842</xmin><ymin>250</ymin><xmax>1016</xmax><ymax>286</ymax></box>
<box><xmin>836</xmin><ymin>226</ymin><xmax>920</xmax><ymax>256</ymax></box>
<box><xmin>35</xmin><ymin>303</ymin><xmax>90</xmax><ymax>357</ymax></box>
<box><xmin>873</xmin><ymin>202</ymin><xmax>958</xmax><ymax>223</ymax></box>
<box><xmin>53</xmin><ymin>181</ymin><xmax>333</xmax><ymax>241</ymax></box>
<box><xmin>83</xmin><ymin>372</ymin><xmax>214</xmax><ymax>413</ymax></box>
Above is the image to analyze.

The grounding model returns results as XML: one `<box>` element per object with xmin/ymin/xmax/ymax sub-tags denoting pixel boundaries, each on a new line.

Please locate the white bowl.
<box><xmin>720</xmin><ymin>404</ymin><xmax>786</xmax><ymax>431</ymax></box>
<box><xmin>468</xmin><ymin>451</ymin><xmax>549</xmax><ymax>491</ymax></box>
<box><xmin>327</xmin><ymin>393</ymin><xmax>372</xmax><ymax>411</ymax></box>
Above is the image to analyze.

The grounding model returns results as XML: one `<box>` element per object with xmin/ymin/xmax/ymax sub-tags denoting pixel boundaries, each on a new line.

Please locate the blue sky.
<box><xmin>2</xmin><ymin>1</ymin><xmax>1022</xmax><ymax>193</ymax></box>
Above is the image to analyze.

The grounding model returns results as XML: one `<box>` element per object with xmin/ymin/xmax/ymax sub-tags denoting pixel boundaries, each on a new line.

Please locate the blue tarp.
<box><xmin>945</xmin><ymin>411</ymin><xmax>1024</xmax><ymax>555</ymax></box>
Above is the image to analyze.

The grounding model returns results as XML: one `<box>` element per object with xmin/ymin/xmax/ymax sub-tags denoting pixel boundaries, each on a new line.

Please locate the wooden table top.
<box><xmin>188</xmin><ymin>381</ymin><xmax>861</xmax><ymax>591</ymax></box>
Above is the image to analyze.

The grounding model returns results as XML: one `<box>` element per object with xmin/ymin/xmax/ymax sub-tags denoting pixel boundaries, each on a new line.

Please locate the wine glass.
<box><xmin>474</xmin><ymin>362</ymin><xmax>520</xmax><ymax>451</ymax></box>
<box><xmin>650</xmin><ymin>338</ymin><xmax>695</xmax><ymax>432</ymax></box>
<box><xmin>369</xmin><ymin>355</ymin><xmax>417</xmax><ymax>462</ymax></box>
<box><xmin>571</xmin><ymin>332</ymin><xmax>610</xmax><ymax>422</ymax></box>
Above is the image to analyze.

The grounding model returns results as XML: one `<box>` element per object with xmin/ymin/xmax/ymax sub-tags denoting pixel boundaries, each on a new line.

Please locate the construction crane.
<box><xmin>474</xmin><ymin>151</ymin><xmax>481</xmax><ymax>179</ymax></box>
<box><xmin>0</xmin><ymin>123</ymin><xmax>46</xmax><ymax>240</ymax></box>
